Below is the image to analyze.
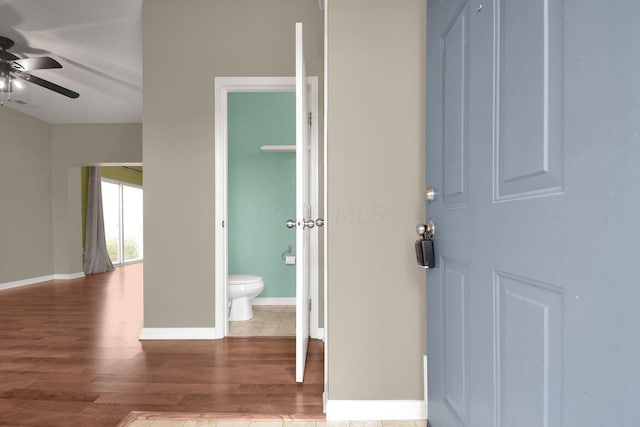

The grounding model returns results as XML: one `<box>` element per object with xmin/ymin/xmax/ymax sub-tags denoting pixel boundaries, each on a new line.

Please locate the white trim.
<box><xmin>138</xmin><ymin>328</ymin><xmax>218</xmax><ymax>340</ymax></box>
<box><xmin>325</xmin><ymin>400</ymin><xmax>427</xmax><ymax>421</ymax></box>
<box><xmin>53</xmin><ymin>272</ymin><xmax>86</xmax><ymax>280</ymax></box>
<box><xmin>214</xmin><ymin>76</ymin><xmax>321</xmax><ymax>340</ymax></box>
<box><xmin>312</xmin><ymin>327</ymin><xmax>325</xmax><ymax>341</ymax></box>
<box><xmin>0</xmin><ymin>272</ymin><xmax>85</xmax><ymax>291</ymax></box>
<box><xmin>253</xmin><ymin>297</ymin><xmax>296</xmax><ymax>305</ymax></box>
<box><xmin>323</xmin><ymin>392</ymin><xmax>328</xmax><ymax>414</ymax></box>
<box><xmin>214</xmin><ymin>77</ymin><xmax>230</xmax><ymax>338</ymax></box>
<box><xmin>323</xmin><ymin>0</ymin><xmax>330</xmax><ymax>407</ymax></box>
<box><xmin>0</xmin><ymin>275</ymin><xmax>54</xmax><ymax>291</ymax></box>
<box><xmin>308</xmin><ymin>74</ymin><xmax>321</xmax><ymax>342</ymax></box>
<box><xmin>424</xmin><ymin>354</ymin><xmax>429</xmax><ymax>419</ymax></box>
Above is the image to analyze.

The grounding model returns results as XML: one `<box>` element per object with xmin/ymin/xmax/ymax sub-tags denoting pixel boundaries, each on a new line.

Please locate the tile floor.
<box><xmin>127</xmin><ymin>420</ymin><xmax>427</xmax><ymax>427</ymax></box>
<box><xmin>228</xmin><ymin>305</ymin><xmax>295</xmax><ymax>337</ymax></box>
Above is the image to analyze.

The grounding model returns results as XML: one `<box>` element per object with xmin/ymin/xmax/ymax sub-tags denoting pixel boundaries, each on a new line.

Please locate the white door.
<box><xmin>295</xmin><ymin>22</ymin><xmax>311</xmax><ymax>383</ymax></box>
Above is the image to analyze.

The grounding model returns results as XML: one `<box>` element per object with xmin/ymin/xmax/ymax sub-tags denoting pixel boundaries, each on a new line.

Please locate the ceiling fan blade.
<box><xmin>19</xmin><ymin>74</ymin><xmax>79</xmax><ymax>99</ymax></box>
<box><xmin>0</xmin><ymin>50</ymin><xmax>19</xmax><ymax>61</ymax></box>
<box><xmin>12</xmin><ymin>57</ymin><xmax>62</xmax><ymax>71</ymax></box>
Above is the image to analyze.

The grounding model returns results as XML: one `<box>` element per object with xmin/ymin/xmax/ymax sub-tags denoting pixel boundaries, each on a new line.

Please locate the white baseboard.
<box><xmin>253</xmin><ymin>297</ymin><xmax>296</xmax><ymax>305</ymax></box>
<box><xmin>424</xmin><ymin>354</ymin><xmax>429</xmax><ymax>419</ymax></box>
<box><xmin>0</xmin><ymin>275</ymin><xmax>54</xmax><ymax>291</ymax></box>
<box><xmin>311</xmin><ymin>327</ymin><xmax>325</xmax><ymax>340</ymax></box>
<box><xmin>326</xmin><ymin>400</ymin><xmax>427</xmax><ymax>420</ymax></box>
<box><xmin>138</xmin><ymin>328</ymin><xmax>218</xmax><ymax>340</ymax></box>
<box><xmin>0</xmin><ymin>272</ymin><xmax>85</xmax><ymax>291</ymax></box>
<box><xmin>54</xmin><ymin>272</ymin><xmax>85</xmax><ymax>280</ymax></box>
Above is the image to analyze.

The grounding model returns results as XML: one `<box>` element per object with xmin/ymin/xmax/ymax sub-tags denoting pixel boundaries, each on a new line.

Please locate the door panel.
<box><xmin>295</xmin><ymin>21</ymin><xmax>310</xmax><ymax>383</ymax></box>
<box><xmin>442</xmin><ymin>2</ymin><xmax>470</xmax><ymax>207</ymax></box>
<box><xmin>427</xmin><ymin>1</ymin><xmax>473</xmax><ymax>425</ymax></box>
<box><xmin>442</xmin><ymin>257</ymin><xmax>469</xmax><ymax>424</ymax></box>
<box><xmin>442</xmin><ymin>0</ymin><xmax>468</xmax><ymax>28</ymax></box>
<box><xmin>495</xmin><ymin>0</ymin><xmax>563</xmax><ymax>200</ymax></box>
<box><xmin>495</xmin><ymin>272</ymin><xmax>563</xmax><ymax>427</ymax></box>
<box><xmin>427</xmin><ymin>0</ymin><xmax>640</xmax><ymax>426</ymax></box>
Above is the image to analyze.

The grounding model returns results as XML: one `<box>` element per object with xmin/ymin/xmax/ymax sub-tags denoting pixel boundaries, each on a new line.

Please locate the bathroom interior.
<box><xmin>226</xmin><ymin>91</ymin><xmax>297</xmax><ymax>337</ymax></box>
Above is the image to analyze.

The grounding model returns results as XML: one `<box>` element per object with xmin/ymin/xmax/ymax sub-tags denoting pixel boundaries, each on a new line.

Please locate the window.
<box><xmin>101</xmin><ymin>180</ymin><xmax>143</xmax><ymax>264</ymax></box>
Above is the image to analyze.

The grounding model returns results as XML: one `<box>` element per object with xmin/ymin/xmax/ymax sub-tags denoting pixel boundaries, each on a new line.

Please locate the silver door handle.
<box><xmin>417</xmin><ymin>220</ymin><xmax>435</xmax><ymax>239</ymax></box>
<box><xmin>288</xmin><ymin>218</ymin><xmax>324</xmax><ymax>228</ymax></box>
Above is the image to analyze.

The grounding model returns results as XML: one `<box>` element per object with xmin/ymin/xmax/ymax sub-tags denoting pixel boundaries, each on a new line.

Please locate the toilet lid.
<box><xmin>228</xmin><ymin>274</ymin><xmax>262</xmax><ymax>285</ymax></box>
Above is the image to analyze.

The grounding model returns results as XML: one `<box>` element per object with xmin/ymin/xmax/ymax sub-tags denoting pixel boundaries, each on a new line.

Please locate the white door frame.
<box><xmin>214</xmin><ymin>76</ymin><xmax>320</xmax><ymax>339</ymax></box>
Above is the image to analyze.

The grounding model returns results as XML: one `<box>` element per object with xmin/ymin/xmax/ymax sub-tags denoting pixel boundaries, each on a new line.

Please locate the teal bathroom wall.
<box><xmin>228</xmin><ymin>92</ymin><xmax>296</xmax><ymax>298</ymax></box>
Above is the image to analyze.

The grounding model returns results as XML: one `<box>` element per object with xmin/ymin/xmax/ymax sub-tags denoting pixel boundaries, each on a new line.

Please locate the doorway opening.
<box><xmin>81</xmin><ymin>165</ymin><xmax>144</xmax><ymax>268</ymax></box>
<box><xmin>214</xmin><ymin>76</ymin><xmax>320</xmax><ymax>340</ymax></box>
<box><xmin>226</xmin><ymin>91</ymin><xmax>296</xmax><ymax>337</ymax></box>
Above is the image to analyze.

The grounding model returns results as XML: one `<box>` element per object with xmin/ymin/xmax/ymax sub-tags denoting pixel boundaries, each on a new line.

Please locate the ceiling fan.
<box><xmin>0</xmin><ymin>35</ymin><xmax>79</xmax><ymax>104</ymax></box>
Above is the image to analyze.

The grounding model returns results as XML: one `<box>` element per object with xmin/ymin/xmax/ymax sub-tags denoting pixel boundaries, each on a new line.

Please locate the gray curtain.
<box><xmin>83</xmin><ymin>167</ymin><xmax>115</xmax><ymax>274</ymax></box>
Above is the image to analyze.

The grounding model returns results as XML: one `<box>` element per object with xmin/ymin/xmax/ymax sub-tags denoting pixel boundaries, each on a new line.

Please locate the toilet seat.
<box><xmin>228</xmin><ymin>274</ymin><xmax>262</xmax><ymax>285</ymax></box>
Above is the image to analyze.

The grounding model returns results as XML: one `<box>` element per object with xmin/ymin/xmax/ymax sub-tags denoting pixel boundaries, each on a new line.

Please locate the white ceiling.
<box><xmin>0</xmin><ymin>0</ymin><xmax>142</xmax><ymax>124</ymax></box>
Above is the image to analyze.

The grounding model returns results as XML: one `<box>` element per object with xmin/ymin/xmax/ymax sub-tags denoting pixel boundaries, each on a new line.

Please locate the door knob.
<box><xmin>303</xmin><ymin>219</ymin><xmax>315</xmax><ymax>229</ymax></box>
<box><xmin>426</xmin><ymin>220</ymin><xmax>435</xmax><ymax>238</ymax></box>
<box><xmin>286</xmin><ymin>219</ymin><xmax>296</xmax><ymax>229</ymax></box>
<box><xmin>417</xmin><ymin>220</ymin><xmax>435</xmax><ymax>239</ymax></box>
<box><xmin>315</xmin><ymin>218</ymin><xmax>325</xmax><ymax>227</ymax></box>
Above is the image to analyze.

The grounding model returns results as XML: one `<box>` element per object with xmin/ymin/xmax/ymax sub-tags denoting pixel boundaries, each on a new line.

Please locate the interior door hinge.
<box><xmin>308</xmin><ymin>112</ymin><xmax>312</xmax><ymax>128</ymax></box>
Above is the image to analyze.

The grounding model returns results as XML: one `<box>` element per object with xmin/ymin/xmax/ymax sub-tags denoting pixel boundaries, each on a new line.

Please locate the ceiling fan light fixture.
<box><xmin>0</xmin><ymin>35</ymin><xmax>80</xmax><ymax>101</ymax></box>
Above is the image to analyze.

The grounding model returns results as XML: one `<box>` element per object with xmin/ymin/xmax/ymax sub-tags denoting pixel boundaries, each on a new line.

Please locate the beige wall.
<box><xmin>0</xmin><ymin>108</ymin><xmax>53</xmax><ymax>283</ymax></box>
<box><xmin>143</xmin><ymin>0</ymin><xmax>425</xmax><ymax>402</ymax></box>
<box><xmin>51</xmin><ymin>124</ymin><xmax>142</xmax><ymax>274</ymax></box>
<box><xmin>326</xmin><ymin>0</ymin><xmax>426</xmax><ymax>400</ymax></box>
<box><xmin>1</xmin><ymin>0</ymin><xmax>426</xmax><ymax>405</ymax></box>
<box><xmin>0</xmin><ymin>108</ymin><xmax>141</xmax><ymax>284</ymax></box>
<box><xmin>142</xmin><ymin>0</ymin><xmax>323</xmax><ymax>327</ymax></box>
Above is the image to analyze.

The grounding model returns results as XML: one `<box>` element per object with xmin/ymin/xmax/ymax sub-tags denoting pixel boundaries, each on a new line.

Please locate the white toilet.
<box><xmin>227</xmin><ymin>275</ymin><xmax>264</xmax><ymax>321</ymax></box>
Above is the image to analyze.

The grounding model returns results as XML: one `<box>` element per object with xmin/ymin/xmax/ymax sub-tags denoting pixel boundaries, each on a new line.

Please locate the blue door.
<box><xmin>426</xmin><ymin>1</ymin><xmax>640</xmax><ymax>426</ymax></box>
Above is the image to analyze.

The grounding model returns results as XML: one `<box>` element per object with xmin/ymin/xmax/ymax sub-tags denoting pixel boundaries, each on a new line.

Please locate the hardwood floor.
<box><xmin>0</xmin><ymin>264</ymin><xmax>324</xmax><ymax>426</ymax></box>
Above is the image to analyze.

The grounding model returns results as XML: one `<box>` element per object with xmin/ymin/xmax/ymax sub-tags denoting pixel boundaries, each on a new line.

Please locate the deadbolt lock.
<box><xmin>424</xmin><ymin>187</ymin><xmax>436</xmax><ymax>202</ymax></box>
